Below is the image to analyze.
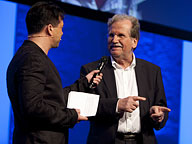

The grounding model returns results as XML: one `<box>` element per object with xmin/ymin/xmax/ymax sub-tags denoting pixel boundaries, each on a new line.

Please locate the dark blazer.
<box><xmin>7</xmin><ymin>40</ymin><xmax>89</xmax><ymax>144</ymax></box>
<box><xmin>80</xmin><ymin>56</ymin><xmax>168</xmax><ymax>144</ymax></box>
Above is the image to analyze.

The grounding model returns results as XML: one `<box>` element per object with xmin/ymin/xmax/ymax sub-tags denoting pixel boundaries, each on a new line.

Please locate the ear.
<box><xmin>47</xmin><ymin>24</ymin><xmax>54</xmax><ymax>36</ymax></box>
<box><xmin>132</xmin><ymin>38</ymin><xmax>138</xmax><ymax>49</ymax></box>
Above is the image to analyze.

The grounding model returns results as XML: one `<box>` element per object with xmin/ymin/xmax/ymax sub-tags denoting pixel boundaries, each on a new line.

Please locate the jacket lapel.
<box><xmin>102</xmin><ymin>58</ymin><xmax>118</xmax><ymax>98</ymax></box>
<box><xmin>135</xmin><ymin>59</ymin><xmax>149</xmax><ymax>118</ymax></box>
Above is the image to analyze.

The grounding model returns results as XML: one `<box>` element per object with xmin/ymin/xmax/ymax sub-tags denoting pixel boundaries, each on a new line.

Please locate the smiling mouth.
<box><xmin>110</xmin><ymin>46</ymin><xmax>122</xmax><ymax>49</ymax></box>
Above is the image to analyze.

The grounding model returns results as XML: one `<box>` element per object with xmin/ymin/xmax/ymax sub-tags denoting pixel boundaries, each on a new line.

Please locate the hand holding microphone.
<box><xmin>88</xmin><ymin>56</ymin><xmax>108</xmax><ymax>89</ymax></box>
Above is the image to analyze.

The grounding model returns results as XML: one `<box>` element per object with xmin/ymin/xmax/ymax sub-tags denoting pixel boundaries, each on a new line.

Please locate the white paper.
<box><xmin>67</xmin><ymin>91</ymin><xmax>100</xmax><ymax>117</ymax></box>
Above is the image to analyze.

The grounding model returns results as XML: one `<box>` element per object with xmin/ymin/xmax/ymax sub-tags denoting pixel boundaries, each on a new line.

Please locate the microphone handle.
<box><xmin>89</xmin><ymin>72</ymin><xmax>100</xmax><ymax>89</ymax></box>
<box><xmin>89</xmin><ymin>56</ymin><xmax>108</xmax><ymax>89</ymax></box>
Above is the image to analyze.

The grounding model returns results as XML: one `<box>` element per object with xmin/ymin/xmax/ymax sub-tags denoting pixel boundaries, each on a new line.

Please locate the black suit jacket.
<box><xmin>7</xmin><ymin>40</ymin><xmax>89</xmax><ymax>144</ymax></box>
<box><xmin>80</xmin><ymin>56</ymin><xmax>168</xmax><ymax>144</ymax></box>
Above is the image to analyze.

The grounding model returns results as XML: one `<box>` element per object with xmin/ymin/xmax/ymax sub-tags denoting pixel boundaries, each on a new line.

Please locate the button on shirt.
<box><xmin>111</xmin><ymin>54</ymin><xmax>141</xmax><ymax>133</ymax></box>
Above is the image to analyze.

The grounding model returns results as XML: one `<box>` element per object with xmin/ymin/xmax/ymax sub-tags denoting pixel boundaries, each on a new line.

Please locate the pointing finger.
<box><xmin>133</xmin><ymin>96</ymin><xmax>146</xmax><ymax>101</ymax></box>
<box><xmin>160</xmin><ymin>107</ymin><xmax>171</xmax><ymax>112</ymax></box>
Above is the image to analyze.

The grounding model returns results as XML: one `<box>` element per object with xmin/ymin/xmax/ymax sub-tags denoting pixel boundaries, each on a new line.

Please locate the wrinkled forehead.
<box><xmin>108</xmin><ymin>20</ymin><xmax>132</xmax><ymax>33</ymax></box>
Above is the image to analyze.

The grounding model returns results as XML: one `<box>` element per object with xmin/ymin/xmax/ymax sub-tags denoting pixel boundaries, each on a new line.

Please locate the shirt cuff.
<box><xmin>116</xmin><ymin>99</ymin><xmax>120</xmax><ymax>113</ymax></box>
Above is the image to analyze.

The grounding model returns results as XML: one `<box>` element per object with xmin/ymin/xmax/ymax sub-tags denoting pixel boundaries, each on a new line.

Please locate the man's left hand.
<box><xmin>150</xmin><ymin>106</ymin><xmax>171</xmax><ymax>123</ymax></box>
<box><xmin>86</xmin><ymin>70</ymin><xmax>103</xmax><ymax>85</ymax></box>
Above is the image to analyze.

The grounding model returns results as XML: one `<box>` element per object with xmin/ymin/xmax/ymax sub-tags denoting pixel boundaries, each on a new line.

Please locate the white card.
<box><xmin>67</xmin><ymin>91</ymin><xmax>100</xmax><ymax>117</ymax></box>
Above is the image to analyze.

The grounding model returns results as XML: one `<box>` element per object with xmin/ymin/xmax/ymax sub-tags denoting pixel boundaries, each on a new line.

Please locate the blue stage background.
<box><xmin>8</xmin><ymin>3</ymin><xmax>182</xmax><ymax>144</ymax></box>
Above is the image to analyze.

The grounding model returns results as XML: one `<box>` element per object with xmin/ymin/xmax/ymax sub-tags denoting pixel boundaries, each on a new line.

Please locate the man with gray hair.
<box><xmin>80</xmin><ymin>14</ymin><xmax>171</xmax><ymax>144</ymax></box>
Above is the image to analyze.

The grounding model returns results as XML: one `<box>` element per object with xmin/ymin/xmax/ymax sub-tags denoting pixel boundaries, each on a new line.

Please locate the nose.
<box><xmin>112</xmin><ymin>35</ymin><xmax>119</xmax><ymax>43</ymax></box>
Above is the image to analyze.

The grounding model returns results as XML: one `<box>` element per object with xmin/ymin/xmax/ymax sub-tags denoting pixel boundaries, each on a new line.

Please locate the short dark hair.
<box><xmin>26</xmin><ymin>1</ymin><xmax>64</xmax><ymax>35</ymax></box>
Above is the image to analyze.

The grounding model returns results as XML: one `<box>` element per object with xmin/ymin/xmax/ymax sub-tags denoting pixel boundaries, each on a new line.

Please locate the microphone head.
<box><xmin>97</xmin><ymin>56</ymin><xmax>108</xmax><ymax>71</ymax></box>
<box><xmin>101</xmin><ymin>56</ymin><xmax>108</xmax><ymax>63</ymax></box>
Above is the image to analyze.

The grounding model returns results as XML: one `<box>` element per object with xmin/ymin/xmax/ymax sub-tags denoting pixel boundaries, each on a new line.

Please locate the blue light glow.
<box><xmin>179</xmin><ymin>41</ymin><xmax>192</xmax><ymax>144</ymax></box>
<box><xmin>0</xmin><ymin>1</ymin><xmax>17</xmax><ymax>144</ymax></box>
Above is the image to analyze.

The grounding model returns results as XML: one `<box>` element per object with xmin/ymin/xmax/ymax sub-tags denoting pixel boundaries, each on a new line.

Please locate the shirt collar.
<box><xmin>111</xmin><ymin>53</ymin><xmax>136</xmax><ymax>70</ymax></box>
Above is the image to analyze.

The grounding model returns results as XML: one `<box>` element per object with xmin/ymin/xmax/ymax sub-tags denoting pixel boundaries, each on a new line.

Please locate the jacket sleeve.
<box><xmin>63</xmin><ymin>76</ymin><xmax>89</xmax><ymax>95</ymax></box>
<box><xmin>17</xmin><ymin>54</ymin><xmax>78</xmax><ymax>130</ymax></box>
<box><xmin>152</xmin><ymin>68</ymin><xmax>169</xmax><ymax>130</ymax></box>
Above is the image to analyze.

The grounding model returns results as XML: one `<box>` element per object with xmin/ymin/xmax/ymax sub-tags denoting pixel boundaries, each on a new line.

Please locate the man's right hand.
<box><xmin>118</xmin><ymin>96</ymin><xmax>146</xmax><ymax>113</ymax></box>
<box><xmin>85</xmin><ymin>70</ymin><xmax>103</xmax><ymax>85</ymax></box>
<box><xmin>75</xmin><ymin>109</ymin><xmax>88</xmax><ymax>122</ymax></box>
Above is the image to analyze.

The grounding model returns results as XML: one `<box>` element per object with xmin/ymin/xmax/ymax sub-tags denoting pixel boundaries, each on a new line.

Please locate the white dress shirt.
<box><xmin>111</xmin><ymin>54</ymin><xmax>141</xmax><ymax>133</ymax></box>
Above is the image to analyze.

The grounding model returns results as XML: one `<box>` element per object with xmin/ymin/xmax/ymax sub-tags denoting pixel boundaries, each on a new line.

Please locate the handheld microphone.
<box><xmin>89</xmin><ymin>56</ymin><xmax>108</xmax><ymax>89</ymax></box>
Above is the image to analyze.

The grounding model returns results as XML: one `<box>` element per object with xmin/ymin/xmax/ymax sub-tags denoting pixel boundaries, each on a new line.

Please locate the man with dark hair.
<box><xmin>26</xmin><ymin>2</ymin><xmax>65</xmax><ymax>35</ymax></box>
<box><xmin>6</xmin><ymin>2</ymin><xmax>102</xmax><ymax>144</ymax></box>
<box><xmin>80</xmin><ymin>14</ymin><xmax>171</xmax><ymax>144</ymax></box>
